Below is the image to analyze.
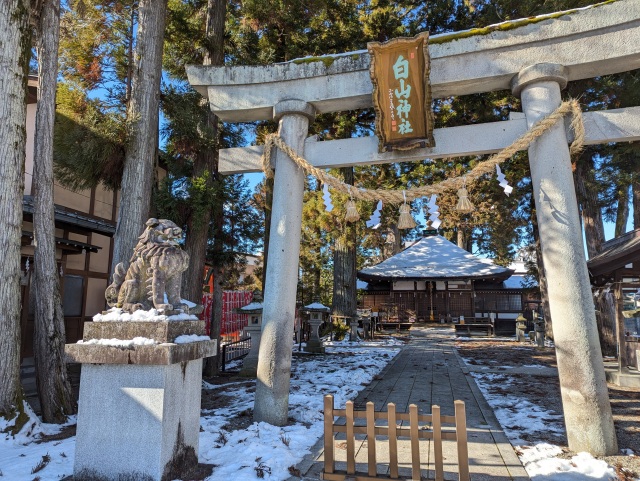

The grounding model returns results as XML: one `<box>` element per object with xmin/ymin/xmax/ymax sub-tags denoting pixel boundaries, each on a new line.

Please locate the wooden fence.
<box><xmin>322</xmin><ymin>395</ymin><xmax>469</xmax><ymax>481</ymax></box>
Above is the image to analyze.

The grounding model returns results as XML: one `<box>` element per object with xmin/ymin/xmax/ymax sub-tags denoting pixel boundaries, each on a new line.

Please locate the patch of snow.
<box><xmin>78</xmin><ymin>337</ymin><xmax>158</xmax><ymax>347</ymax></box>
<box><xmin>470</xmin><ymin>372</ymin><xmax>564</xmax><ymax>446</ymax></box>
<box><xmin>238</xmin><ymin>302</ymin><xmax>263</xmax><ymax>311</ymax></box>
<box><xmin>519</xmin><ymin>444</ymin><xmax>616</xmax><ymax>480</ymax></box>
<box><xmin>303</xmin><ymin>302</ymin><xmax>330</xmax><ymax>310</ymax></box>
<box><xmin>0</xmin><ymin>401</ymin><xmax>76</xmax><ymax>481</ymax></box>
<box><xmin>174</xmin><ymin>334</ymin><xmax>211</xmax><ymax>344</ymax></box>
<box><xmin>469</xmin><ymin>372</ymin><xmax>634</xmax><ymax>481</ymax></box>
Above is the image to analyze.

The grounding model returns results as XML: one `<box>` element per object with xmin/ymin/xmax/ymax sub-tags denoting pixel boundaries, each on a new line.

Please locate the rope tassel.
<box><xmin>345</xmin><ymin>200</ymin><xmax>360</xmax><ymax>222</ymax></box>
<box><xmin>397</xmin><ymin>193</ymin><xmax>416</xmax><ymax>229</ymax></box>
<box><xmin>456</xmin><ymin>186</ymin><xmax>475</xmax><ymax>213</ymax></box>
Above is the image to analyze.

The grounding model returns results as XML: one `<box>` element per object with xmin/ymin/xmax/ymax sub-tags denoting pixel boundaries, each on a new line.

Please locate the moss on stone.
<box><xmin>292</xmin><ymin>56</ymin><xmax>336</xmax><ymax>68</ymax></box>
<box><xmin>430</xmin><ymin>0</ymin><xmax>618</xmax><ymax>44</ymax></box>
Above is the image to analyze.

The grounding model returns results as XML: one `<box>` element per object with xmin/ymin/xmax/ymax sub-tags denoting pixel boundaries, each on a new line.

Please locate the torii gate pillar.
<box><xmin>254</xmin><ymin>100</ymin><xmax>315</xmax><ymax>426</ymax></box>
<box><xmin>512</xmin><ymin>63</ymin><xmax>617</xmax><ymax>455</ymax></box>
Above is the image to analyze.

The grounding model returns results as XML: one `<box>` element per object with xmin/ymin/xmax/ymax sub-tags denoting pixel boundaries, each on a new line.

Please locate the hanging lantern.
<box><xmin>345</xmin><ymin>199</ymin><xmax>360</xmax><ymax>222</ymax></box>
<box><xmin>456</xmin><ymin>179</ymin><xmax>475</xmax><ymax>213</ymax></box>
<box><xmin>397</xmin><ymin>203</ymin><xmax>416</xmax><ymax>229</ymax></box>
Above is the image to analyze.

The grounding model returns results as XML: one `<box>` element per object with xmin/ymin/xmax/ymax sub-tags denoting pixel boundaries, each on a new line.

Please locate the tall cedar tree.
<box><xmin>0</xmin><ymin>0</ymin><xmax>30</xmax><ymax>421</ymax></box>
<box><xmin>161</xmin><ymin>0</ymin><xmax>227</xmax><ymax>375</ymax></box>
<box><xmin>111</xmin><ymin>0</ymin><xmax>168</xmax><ymax>271</ymax></box>
<box><xmin>32</xmin><ymin>0</ymin><xmax>76</xmax><ymax>423</ymax></box>
<box><xmin>53</xmin><ymin>1</ymin><xmax>136</xmax><ymax>191</ymax></box>
<box><xmin>233</xmin><ymin>1</ymin><xmax>365</xmax><ymax>313</ymax></box>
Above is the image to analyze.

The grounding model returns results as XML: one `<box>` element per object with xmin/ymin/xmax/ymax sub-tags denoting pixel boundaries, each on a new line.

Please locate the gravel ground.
<box><xmin>456</xmin><ymin>339</ymin><xmax>640</xmax><ymax>478</ymax></box>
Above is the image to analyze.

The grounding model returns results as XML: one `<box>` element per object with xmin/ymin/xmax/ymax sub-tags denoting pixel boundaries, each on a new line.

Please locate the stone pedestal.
<box><xmin>66</xmin><ymin>320</ymin><xmax>216</xmax><ymax>481</ymax></box>
<box><xmin>240</xmin><ymin>324</ymin><xmax>262</xmax><ymax>377</ymax></box>
<box><xmin>304</xmin><ymin>318</ymin><xmax>325</xmax><ymax>353</ymax></box>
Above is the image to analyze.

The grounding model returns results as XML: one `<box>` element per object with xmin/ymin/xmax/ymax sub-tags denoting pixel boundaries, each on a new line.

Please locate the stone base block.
<box><xmin>239</xmin><ymin>355</ymin><xmax>258</xmax><ymax>377</ymax></box>
<box><xmin>604</xmin><ymin>366</ymin><xmax>640</xmax><ymax>388</ymax></box>
<box><xmin>239</xmin><ymin>327</ymin><xmax>261</xmax><ymax>377</ymax></box>
<box><xmin>74</xmin><ymin>360</ymin><xmax>203</xmax><ymax>481</ymax></box>
<box><xmin>83</xmin><ymin>320</ymin><xmax>206</xmax><ymax>343</ymax></box>
<box><xmin>304</xmin><ymin>340</ymin><xmax>325</xmax><ymax>354</ymax></box>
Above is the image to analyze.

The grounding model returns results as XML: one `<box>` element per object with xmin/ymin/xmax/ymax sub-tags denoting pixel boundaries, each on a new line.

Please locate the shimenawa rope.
<box><xmin>261</xmin><ymin>99</ymin><xmax>585</xmax><ymax>205</ymax></box>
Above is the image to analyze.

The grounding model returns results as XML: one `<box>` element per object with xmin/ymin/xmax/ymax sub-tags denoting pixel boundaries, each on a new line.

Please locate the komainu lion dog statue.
<box><xmin>106</xmin><ymin>218</ymin><xmax>193</xmax><ymax>314</ymax></box>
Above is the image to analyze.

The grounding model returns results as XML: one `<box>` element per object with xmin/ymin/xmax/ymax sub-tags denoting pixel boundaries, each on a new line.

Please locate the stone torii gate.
<box><xmin>188</xmin><ymin>1</ymin><xmax>640</xmax><ymax>456</ymax></box>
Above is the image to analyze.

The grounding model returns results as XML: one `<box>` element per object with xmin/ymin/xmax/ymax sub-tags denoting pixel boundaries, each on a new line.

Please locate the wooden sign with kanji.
<box><xmin>368</xmin><ymin>33</ymin><xmax>434</xmax><ymax>152</ymax></box>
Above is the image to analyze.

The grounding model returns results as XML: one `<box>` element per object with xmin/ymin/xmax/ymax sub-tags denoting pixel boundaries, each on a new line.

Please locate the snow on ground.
<box><xmin>470</xmin><ymin>371</ymin><xmax>636</xmax><ymax>480</ymax></box>
<box><xmin>198</xmin><ymin>342</ymin><xmax>400</xmax><ymax>480</ymax></box>
<box><xmin>471</xmin><ymin>372</ymin><xmax>565</xmax><ymax>445</ymax></box>
<box><xmin>0</xmin><ymin>402</ymin><xmax>76</xmax><ymax>480</ymax></box>
<box><xmin>0</xmin><ymin>339</ymin><xmax>400</xmax><ymax>481</ymax></box>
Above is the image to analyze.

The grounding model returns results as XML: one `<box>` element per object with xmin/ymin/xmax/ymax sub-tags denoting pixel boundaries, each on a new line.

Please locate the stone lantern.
<box><xmin>515</xmin><ymin>313</ymin><xmax>528</xmax><ymax>342</ymax></box>
<box><xmin>302</xmin><ymin>298</ymin><xmax>330</xmax><ymax>353</ymax></box>
<box><xmin>237</xmin><ymin>290</ymin><xmax>263</xmax><ymax>377</ymax></box>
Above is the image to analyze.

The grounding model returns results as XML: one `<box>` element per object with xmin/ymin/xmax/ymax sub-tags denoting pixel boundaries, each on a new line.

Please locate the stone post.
<box><xmin>240</xmin><ymin>324</ymin><xmax>262</xmax><ymax>377</ymax></box>
<box><xmin>254</xmin><ymin>100</ymin><xmax>315</xmax><ymax>426</ymax></box>
<box><xmin>511</xmin><ymin>63</ymin><xmax>617</xmax><ymax>456</ymax></box>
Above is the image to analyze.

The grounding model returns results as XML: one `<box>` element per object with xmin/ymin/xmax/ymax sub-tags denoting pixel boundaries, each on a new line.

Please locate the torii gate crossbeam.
<box><xmin>188</xmin><ymin>0</ymin><xmax>640</xmax><ymax>456</ymax></box>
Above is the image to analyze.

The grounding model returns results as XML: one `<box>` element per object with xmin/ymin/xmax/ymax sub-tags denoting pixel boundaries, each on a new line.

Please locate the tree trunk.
<box><xmin>261</xmin><ymin>176</ymin><xmax>274</xmax><ymax>289</ymax></box>
<box><xmin>573</xmin><ymin>154</ymin><xmax>605</xmax><ymax>258</ymax></box>
<box><xmin>615</xmin><ymin>184</ymin><xmax>630</xmax><ymax>237</ymax></box>
<box><xmin>457</xmin><ymin>227</ymin><xmax>471</xmax><ymax>252</ymax></box>
<box><xmin>0</xmin><ymin>0</ymin><xmax>30</xmax><ymax>418</ymax></box>
<box><xmin>532</xmin><ymin>217</ymin><xmax>553</xmax><ymax>340</ymax></box>
<box><xmin>181</xmin><ymin>0</ymin><xmax>225</xmax><ymax>304</ymax></box>
<box><xmin>111</xmin><ymin>0</ymin><xmax>168</xmax><ymax>272</ymax></box>
<box><xmin>32</xmin><ymin>0</ymin><xmax>76</xmax><ymax>423</ymax></box>
<box><xmin>200</xmin><ymin>0</ymin><xmax>226</xmax><ymax>377</ymax></box>
<box><xmin>593</xmin><ymin>288</ymin><xmax>617</xmax><ymax>357</ymax></box>
<box><xmin>633</xmin><ymin>181</ymin><xmax>640</xmax><ymax>230</ymax></box>
<box><xmin>331</xmin><ymin>168</ymin><xmax>357</xmax><ymax>320</ymax></box>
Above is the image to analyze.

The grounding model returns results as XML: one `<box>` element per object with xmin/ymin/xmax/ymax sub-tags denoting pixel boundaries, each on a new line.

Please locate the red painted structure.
<box><xmin>201</xmin><ymin>290</ymin><xmax>253</xmax><ymax>342</ymax></box>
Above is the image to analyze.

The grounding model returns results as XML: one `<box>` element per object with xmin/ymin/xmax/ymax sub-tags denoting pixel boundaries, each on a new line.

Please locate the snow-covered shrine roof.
<box><xmin>358</xmin><ymin>235</ymin><xmax>513</xmax><ymax>282</ymax></box>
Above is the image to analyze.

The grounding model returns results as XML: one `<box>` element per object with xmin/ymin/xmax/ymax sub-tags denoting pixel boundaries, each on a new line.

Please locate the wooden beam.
<box><xmin>219</xmin><ymin>106</ymin><xmax>640</xmax><ymax>174</ymax></box>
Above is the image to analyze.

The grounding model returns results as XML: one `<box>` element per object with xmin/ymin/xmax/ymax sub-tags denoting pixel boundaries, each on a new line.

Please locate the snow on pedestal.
<box><xmin>65</xmin><ymin>317</ymin><xmax>216</xmax><ymax>481</ymax></box>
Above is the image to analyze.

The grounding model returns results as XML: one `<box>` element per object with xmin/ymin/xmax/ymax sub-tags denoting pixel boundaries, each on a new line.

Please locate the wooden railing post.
<box><xmin>409</xmin><ymin>404</ymin><xmax>420</xmax><ymax>481</ymax></box>
<box><xmin>388</xmin><ymin>403</ymin><xmax>399</xmax><ymax>479</ymax></box>
<box><xmin>366</xmin><ymin>402</ymin><xmax>377</xmax><ymax>476</ymax></box>
<box><xmin>432</xmin><ymin>405</ymin><xmax>443</xmax><ymax>481</ymax></box>
<box><xmin>324</xmin><ymin>395</ymin><xmax>335</xmax><ymax>474</ymax></box>
<box><xmin>346</xmin><ymin>400</ymin><xmax>356</xmax><ymax>474</ymax></box>
<box><xmin>455</xmin><ymin>400</ymin><xmax>470</xmax><ymax>481</ymax></box>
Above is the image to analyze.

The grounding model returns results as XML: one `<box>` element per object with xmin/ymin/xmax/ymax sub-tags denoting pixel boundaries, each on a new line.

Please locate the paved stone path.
<box><xmin>293</xmin><ymin>327</ymin><xmax>530</xmax><ymax>480</ymax></box>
